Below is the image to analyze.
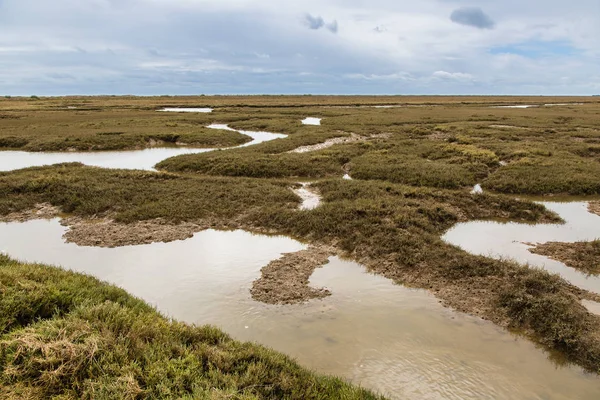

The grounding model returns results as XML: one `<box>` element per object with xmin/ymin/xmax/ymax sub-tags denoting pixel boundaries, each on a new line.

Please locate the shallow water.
<box><xmin>302</xmin><ymin>117</ymin><xmax>322</xmax><ymax>126</ymax></box>
<box><xmin>0</xmin><ymin>218</ymin><xmax>598</xmax><ymax>399</ymax></box>
<box><xmin>159</xmin><ymin>107</ymin><xmax>213</xmax><ymax>113</ymax></box>
<box><xmin>0</xmin><ymin>124</ymin><xmax>286</xmax><ymax>172</ymax></box>
<box><xmin>443</xmin><ymin>202</ymin><xmax>600</xmax><ymax>294</ymax></box>
<box><xmin>291</xmin><ymin>183</ymin><xmax>321</xmax><ymax>210</ymax></box>
<box><xmin>471</xmin><ymin>184</ymin><xmax>483</xmax><ymax>194</ymax></box>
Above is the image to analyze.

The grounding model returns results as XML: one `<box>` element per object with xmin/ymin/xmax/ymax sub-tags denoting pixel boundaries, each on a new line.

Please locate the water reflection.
<box><xmin>443</xmin><ymin>202</ymin><xmax>600</xmax><ymax>294</ymax></box>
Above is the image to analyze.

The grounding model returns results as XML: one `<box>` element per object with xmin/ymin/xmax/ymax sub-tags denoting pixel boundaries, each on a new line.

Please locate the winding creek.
<box><xmin>2</xmin><ymin>118</ymin><xmax>600</xmax><ymax>398</ymax></box>
<box><xmin>0</xmin><ymin>123</ymin><xmax>287</xmax><ymax>172</ymax></box>
<box><xmin>443</xmin><ymin>201</ymin><xmax>600</xmax><ymax>295</ymax></box>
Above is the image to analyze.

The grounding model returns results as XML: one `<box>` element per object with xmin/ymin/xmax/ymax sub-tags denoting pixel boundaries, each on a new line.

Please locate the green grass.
<box><xmin>0</xmin><ymin>255</ymin><xmax>384</xmax><ymax>399</ymax></box>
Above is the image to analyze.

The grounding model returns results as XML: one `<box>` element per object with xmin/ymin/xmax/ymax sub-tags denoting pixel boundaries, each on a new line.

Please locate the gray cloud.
<box><xmin>450</xmin><ymin>7</ymin><xmax>495</xmax><ymax>29</ymax></box>
<box><xmin>305</xmin><ymin>14</ymin><xmax>325</xmax><ymax>30</ymax></box>
<box><xmin>326</xmin><ymin>20</ymin><xmax>339</xmax><ymax>33</ymax></box>
<box><xmin>304</xmin><ymin>13</ymin><xmax>338</xmax><ymax>33</ymax></box>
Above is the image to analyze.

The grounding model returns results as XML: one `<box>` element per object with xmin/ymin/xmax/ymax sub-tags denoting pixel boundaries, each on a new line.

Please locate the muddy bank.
<box><xmin>288</xmin><ymin>134</ymin><xmax>362</xmax><ymax>153</ymax></box>
<box><xmin>530</xmin><ymin>241</ymin><xmax>600</xmax><ymax>276</ymax></box>
<box><xmin>251</xmin><ymin>246</ymin><xmax>335</xmax><ymax>305</ymax></box>
<box><xmin>589</xmin><ymin>202</ymin><xmax>600</xmax><ymax>216</ymax></box>
<box><xmin>0</xmin><ymin>203</ymin><xmax>61</xmax><ymax>222</ymax></box>
<box><xmin>0</xmin><ymin>204</ymin><xmax>246</xmax><ymax>248</ymax></box>
<box><xmin>288</xmin><ymin>133</ymin><xmax>389</xmax><ymax>154</ymax></box>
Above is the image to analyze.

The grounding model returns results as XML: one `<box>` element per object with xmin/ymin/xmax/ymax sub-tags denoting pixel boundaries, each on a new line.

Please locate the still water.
<box><xmin>0</xmin><ymin>124</ymin><xmax>286</xmax><ymax>172</ymax></box>
<box><xmin>443</xmin><ymin>202</ymin><xmax>600</xmax><ymax>294</ymax></box>
<box><xmin>0</xmin><ymin>218</ymin><xmax>598</xmax><ymax>399</ymax></box>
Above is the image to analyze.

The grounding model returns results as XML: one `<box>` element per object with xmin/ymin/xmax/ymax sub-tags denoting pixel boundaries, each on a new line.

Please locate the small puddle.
<box><xmin>471</xmin><ymin>184</ymin><xmax>484</xmax><ymax>194</ymax></box>
<box><xmin>492</xmin><ymin>105</ymin><xmax>537</xmax><ymax>109</ymax></box>
<box><xmin>0</xmin><ymin>218</ymin><xmax>598</xmax><ymax>399</ymax></box>
<box><xmin>159</xmin><ymin>107</ymin><xmax>213</xmax><ymax>113</ymax></box>
<box><xmin>443</xmin><ymin>202</ymin><xmax>600</xmax><ymax>294</ymax></box>
<box><xmin>302</xmin><ymin>117</ymin><xmax>322</xmax><ymax>126</ymax></box>
<box><xmin>343</xmin><ymin>174</ymin><xmax>353</xmax><ymax>180</ymax></box>
<box><xmin>0</xmin><ymin>124</ymin><xmax>286</xmax><ymax>172</ymax></box>
<box><xmin>291</xmin><ymin>183</ymin><xmax>321</xmax><ymax>210</ymax></box>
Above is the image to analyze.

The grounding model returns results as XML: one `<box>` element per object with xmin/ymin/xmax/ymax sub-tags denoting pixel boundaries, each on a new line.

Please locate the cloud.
<box><xmin>304</xmin><ymin>13</ymin><xmax>338</xmax><ymax>34</ymax></box>
<box><xmin>432</xmin><ymin>71</ymin><xmax>474</xmax><ymax>81</ymax></box>
<box><xmin>304</xmin><ymin>14</ymin><xmax>325</xmax><ymax>30</ymax></box>
<box><xmin>450</xmin><ymin>7</ymin><xmax>495</xmax><ymax>30</ymax></box>
<box><xmin>326</xmin><ymin>20</ymin><xmax>338</xmax><ymax>33</ymax></box>
<box><xmin>0</xmin><ymin>0</ymin><xmax>598</xmax><ymax>95</ymax></box>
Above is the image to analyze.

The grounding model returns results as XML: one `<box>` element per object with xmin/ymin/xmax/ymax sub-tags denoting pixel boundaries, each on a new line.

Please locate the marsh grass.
<box><xmin>530</xmin><ymin>240</ymin><xmax>600</xmax><ymax>275</ymax></box>
<box><xmin>2</xmin><ymin>95</ymin><xmax>600</xmax><ymax>377</ymax></box>
<box><xmin>0</xmin><ymin>256</ymin><xmax>384</xmax><ymax>399</ymax></box>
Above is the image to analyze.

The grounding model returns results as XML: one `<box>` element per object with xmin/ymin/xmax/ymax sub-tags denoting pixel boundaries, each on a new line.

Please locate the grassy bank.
<box><xmin>0</xmin><ymin>256</ymin><xmax>383</xmax><ymax>399</ymax></box>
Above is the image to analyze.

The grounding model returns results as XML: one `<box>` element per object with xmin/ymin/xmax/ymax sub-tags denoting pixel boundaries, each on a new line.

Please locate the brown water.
<box><xmin>0</xmin><ymin>124</ymin><xmax>286</xmax><ymax>172</ymax></box>
<box><xmin>1</xmin><ymin>218</ymin><xmax>598</xmax><ymax>399</ymax></box>
<box><xmin>443</xmin><ymin>201</ymin><xmax>600</xmax><ymax>294</ymax></box>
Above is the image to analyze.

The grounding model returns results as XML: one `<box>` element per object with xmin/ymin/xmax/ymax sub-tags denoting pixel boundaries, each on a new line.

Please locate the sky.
<box><xmin>0</xmin><ymin>0</ymin><xmax>599</xmax><ymax>95</ymax></box>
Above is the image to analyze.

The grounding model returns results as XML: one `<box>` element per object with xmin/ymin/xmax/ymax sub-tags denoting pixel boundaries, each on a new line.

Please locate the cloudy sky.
<box><xmin>1</xmin><ymin>0</ymin><xmax>599</xmax><ymax>95</ymax></box>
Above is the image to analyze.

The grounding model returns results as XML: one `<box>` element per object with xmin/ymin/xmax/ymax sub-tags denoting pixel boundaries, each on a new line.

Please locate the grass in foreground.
<box><xmin>530</xmin><ymin>240</ymin><xmax>600</xmax><ymax>276</ymax></box>
<box><xmin>0</xmin><ymin>255</ymin><xmax>384</xmax><ymax>400</ymax></box>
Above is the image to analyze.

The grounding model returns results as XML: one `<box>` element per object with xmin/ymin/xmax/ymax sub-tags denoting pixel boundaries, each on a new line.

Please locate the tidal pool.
<box><xmin>291</xmin><ymin>183</ymin><xmax>321</xmax><ymax>210</ymax></box>
<box><xmin>443</xmin><ymin>201</ymin><xmax>600</xmax><ymax>294</ymax></box>
<box><xmin>302</xmin><ymin>117</ymin><xmax>322</xmax><ymax>126</ymax></box>
<box><xmin>0</xmin><ymin>218</ymin><xmax>598</xmax><ymax>399</ymax></box>
<box><xmin>0</xmin><ymin>124</ymin><xmax>286</xmax><ymax>172</ymax></box>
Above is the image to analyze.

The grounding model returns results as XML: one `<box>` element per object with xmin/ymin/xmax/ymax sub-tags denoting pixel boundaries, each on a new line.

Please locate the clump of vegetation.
<box><xmin>0</xmin><ymin>256</ymin><xmax>383</xmax><ymax>399</ymax></box>
<box><xmin>483</xmin><ymin>156</ymin><xmax>600</xmax><ymax>195</ymax></box>
<box><xmin>530</xmin><ymin>240</ymin><xmax>600</xmax><ymax>275</ymax></box>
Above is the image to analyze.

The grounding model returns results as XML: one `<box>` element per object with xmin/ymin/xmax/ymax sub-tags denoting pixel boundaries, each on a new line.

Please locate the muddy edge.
<box><xmin>251</xmin><ymin>246</ymin><xmax>335</xmax><ymax>305</ymax></box>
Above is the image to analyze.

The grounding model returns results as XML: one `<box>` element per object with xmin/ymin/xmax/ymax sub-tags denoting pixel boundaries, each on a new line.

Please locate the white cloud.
<box><xmin>432</xmin><ymin>71</ymin><xmax>474</xmax><ymax>81</ymax></box>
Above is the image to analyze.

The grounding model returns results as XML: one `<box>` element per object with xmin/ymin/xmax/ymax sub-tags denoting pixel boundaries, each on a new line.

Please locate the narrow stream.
<box><xmin>443</xmin><ymin>201</ymin><xmax>600</xmax><ymax>294</ymax></box>
<box><xmin>0</xmin><ymin>218</ymin><xmax>598</xmax><ymax>399</ymax></box>
<box><xmin>0</xmin><ymin>124</ymin><xmax>286</xmax><ymax>172</ymax></box>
